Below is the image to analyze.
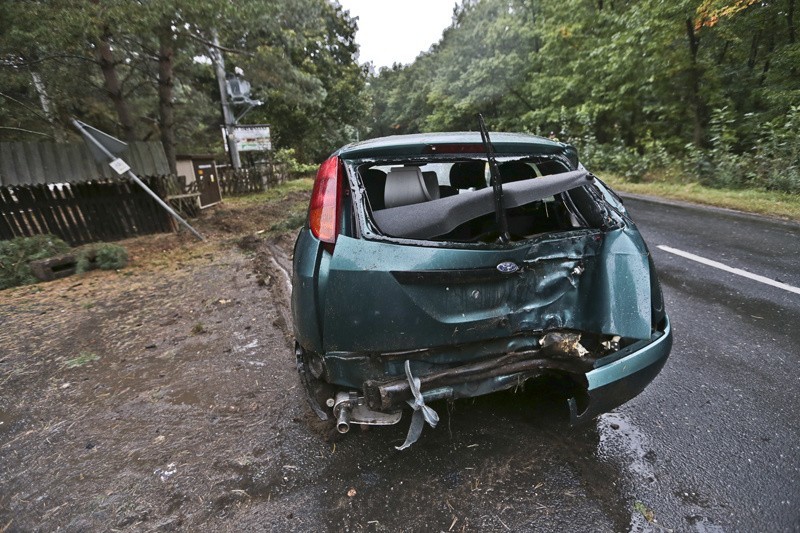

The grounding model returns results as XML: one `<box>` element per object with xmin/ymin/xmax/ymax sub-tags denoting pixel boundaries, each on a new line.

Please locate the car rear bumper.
<box><xmin>569</xmin><ymin>315</ymin><xmax>672</xmax><ymax>423</ymax></box>
<box><xmin>357</xmin><ymin>317</ymin><xmax>672</xmax><ymax>419</ymax></box>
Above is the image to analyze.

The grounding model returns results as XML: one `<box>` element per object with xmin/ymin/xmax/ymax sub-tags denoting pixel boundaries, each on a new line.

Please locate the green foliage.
<box><xmin>633</xmin><ymin>501</ymin><xmax>655</xmax><ymax>523</ymax></box>
<box><xmin>76</xmin><ymin>244</ymin><xmax>129</xmax><ymax>273</ymax></box>
<box><xmin>366</xmin><ymin>0</ymin><xmax>799</xmax><ymax>194</ymax></box>
<box><xmin>64</xmin><ymin>351</ymin><xmax>100</xmax><ymax>368</ymax></box>
<box><xmin>684</xmin><ymin>106</ymin><xmax>800</xmax><ymax>193</ymax></box>
<box><xmin>0</xmin><ymin>235</ymin><xmax>69</xmax><ymax>290</ymax></box>
<box><xmin>272</xmin><ymin>148</ymin><xmax>318</xmax><ymax>176</ymax></box>
<box><xmin>0</xmin><ymin>0</ymin><xmax>365</xmax><ymax>164</ymax></box>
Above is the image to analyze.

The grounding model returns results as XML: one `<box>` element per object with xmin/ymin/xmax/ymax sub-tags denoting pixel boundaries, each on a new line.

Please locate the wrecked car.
<box><xmin>291</xmin><ymin>127</ymin><xmax>672</xmax><ymax>449</ymax></box>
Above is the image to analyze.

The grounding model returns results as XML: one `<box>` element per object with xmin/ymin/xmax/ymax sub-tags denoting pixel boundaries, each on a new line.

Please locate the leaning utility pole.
<box><xmin>72</xmin><ymin>119</ymin><xmax>204</xmax><ymax>241</ymax></box>
<box><xmin>211</xmin><ymin>30</ymin><xmax>241</xmax><ymax>169</ymax></box>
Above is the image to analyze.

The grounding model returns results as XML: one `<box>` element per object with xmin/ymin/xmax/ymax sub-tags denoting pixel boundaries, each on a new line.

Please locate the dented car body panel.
<box><xmin>291</xmin><ymin>132</ymin><xmax>672</xmax><ymax>438</ymax></box>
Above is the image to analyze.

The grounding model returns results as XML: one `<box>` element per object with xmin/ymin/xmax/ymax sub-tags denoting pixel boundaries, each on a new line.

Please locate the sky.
<box><xmin>337</xmin><ymin>0</ymin><xmax>456</xmax><ymax>69</ymax></box>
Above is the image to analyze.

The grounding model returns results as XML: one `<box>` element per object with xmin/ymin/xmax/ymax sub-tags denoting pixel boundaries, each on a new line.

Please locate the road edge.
<box><xmin>617</xmin><ymin>191</ymin><xmax>800</xmax><ymax>229</ymax></box>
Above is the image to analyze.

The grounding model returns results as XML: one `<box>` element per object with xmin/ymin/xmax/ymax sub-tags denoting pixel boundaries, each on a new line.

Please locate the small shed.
<box><xmin>176</xmin><ymin>154</ymin><xmax>222</xmax><ymax>208</ymax></box>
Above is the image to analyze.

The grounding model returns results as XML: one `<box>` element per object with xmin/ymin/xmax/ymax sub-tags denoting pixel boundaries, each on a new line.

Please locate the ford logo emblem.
<box><xmin>496</xmin><ymin>261</ymin><xmax>520</xmax><ymax>274</ymax></box>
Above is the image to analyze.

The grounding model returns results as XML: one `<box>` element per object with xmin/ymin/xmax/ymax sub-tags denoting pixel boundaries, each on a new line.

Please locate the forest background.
<box><xmin>1</xmin><ymin>0</ymin><xmax>798</xmax><ymax>196</ymax></box>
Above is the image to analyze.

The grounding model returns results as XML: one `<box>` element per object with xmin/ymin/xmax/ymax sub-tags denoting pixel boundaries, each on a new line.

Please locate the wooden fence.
<box><xmin>218</xmin><ymin>163</ymin><xmax>291</xmax><ymax>196</ymax></box>
<box><xmin>0</xmin><ymin>178</ymin><xmax>174</xmax><ymax>246</ymax></box>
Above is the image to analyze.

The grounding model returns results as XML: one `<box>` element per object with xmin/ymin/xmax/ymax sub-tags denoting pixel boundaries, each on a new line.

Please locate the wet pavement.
<box><xmin>601</xmin><ymin>197</ymin><xmax>800</xmax><ymax>532</ymax></box>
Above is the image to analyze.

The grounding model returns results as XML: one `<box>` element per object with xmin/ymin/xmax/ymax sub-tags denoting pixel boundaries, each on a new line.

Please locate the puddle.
<box><xmin>597</xmin><ymin>412</ymin><xmax>656</xmax><ymax>482</ymax></box>
<box><xmin>687</xmin><ymin>514</ymin><xmax>726</xmax><ymax>532</ymax></box>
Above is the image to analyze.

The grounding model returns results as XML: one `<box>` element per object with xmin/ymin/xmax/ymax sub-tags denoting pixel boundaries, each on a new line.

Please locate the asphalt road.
<box><xmin>306</xmin><ymin>196</ymin><xmax>799</xmax><ymax>533</ymax></box>
<box><xmin>608</xmin><ymin>196</ymin><xmax>800</xmax><ymax>532</ymax></box>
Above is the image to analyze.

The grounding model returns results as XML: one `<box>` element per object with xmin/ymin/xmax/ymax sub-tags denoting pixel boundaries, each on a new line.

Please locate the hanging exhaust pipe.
<box><xmin>336</xmin><ymin>404</ymin><xmax>352</xmax><ymax>433</ymax></box>
<box><xmin>333</xmin><ymin>392</ymin><xmax>355</xmax><ymax>434</ymax></box>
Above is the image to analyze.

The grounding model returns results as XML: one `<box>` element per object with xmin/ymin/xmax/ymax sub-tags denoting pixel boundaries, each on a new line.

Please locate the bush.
<box><xmin>567</xmin><ymin>109</ymin><xmax>676</xmax><ymax>181</ymax></box>
<box><xmin>682</xmin><ymin>106</ymin><xmax>800</xmax><ymax>193</ymax></box>
<box><xmin>273</xmin><ymin>148</ymin><xmax>318</xmax><ymax>177</ymax></box>
<box><xmin>569</xmin><ymin>105</ymin><xmax>800</xmax><ymax>193</ymax></box>
<box><xmin>76</xmin><ymin>243</ymin><xmax>128</xmax><ymax>273</ymax></box>
<box><xmin>0</xmin><ymin>235</ymin><xmax>70</xmax><ymax>290</ymax></box>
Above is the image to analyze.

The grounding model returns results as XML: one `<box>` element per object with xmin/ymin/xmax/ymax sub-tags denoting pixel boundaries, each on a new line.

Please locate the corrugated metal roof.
<box><xmin>0</xmin><ymin>141</ymin><xmax>171</xmax><ymax>186</ymax></box>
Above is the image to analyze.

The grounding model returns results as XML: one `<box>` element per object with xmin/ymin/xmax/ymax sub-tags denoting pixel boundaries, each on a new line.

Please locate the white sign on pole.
<box><xmin>232</xmin><ymin>125</ymin><xmax>271</xmax><ymax>152</ymax></box>
<box><xmin>109</xmin><ymin>158</ymin><xmax>131</xmax><ymax>175</ymax></box>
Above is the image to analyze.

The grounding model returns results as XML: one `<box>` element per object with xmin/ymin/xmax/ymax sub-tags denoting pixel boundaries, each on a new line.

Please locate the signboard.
<box><xmin>231</xmin><ymin>124</ymin><xmax>271</xmax><ymax>152</ymax></box>
<box><xmin>109</xmin><ymin>158</ymin><xmax>131</xmax><ymax>175</ymax></box>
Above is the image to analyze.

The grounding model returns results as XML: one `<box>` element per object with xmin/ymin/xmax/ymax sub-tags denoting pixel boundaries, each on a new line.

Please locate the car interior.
<box><xmin>356</xmin><ymin>158</ymin><xmax>599</xmax><ymax>243</ymax></box>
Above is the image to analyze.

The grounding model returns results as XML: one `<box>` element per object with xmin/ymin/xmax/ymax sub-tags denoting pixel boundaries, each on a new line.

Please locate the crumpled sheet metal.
<box><xmin>395</xmin><ymin>360</ymin><xmax>439</xmax><ymax>451</ymax></box>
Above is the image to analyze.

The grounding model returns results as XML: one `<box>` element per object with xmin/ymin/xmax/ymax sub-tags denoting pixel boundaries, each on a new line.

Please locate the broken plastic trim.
<box><xmin>371</xmin><ymin>170</ymin><xmax>592</xmax><ymax>240</ymax></box>
<box><xmin>395</xmin><ymin>360</ymin><xmax>439</xmax><ymax>451</ymax></box>
<box><xmin>364</xmin><ymin>332</ymin><xmax>595</xmax><ymax>412</ymax></box>
<box><xmin>347</xmin><ymin>153</ymin><xmax>580</xmax><ymax>241</ymax></box>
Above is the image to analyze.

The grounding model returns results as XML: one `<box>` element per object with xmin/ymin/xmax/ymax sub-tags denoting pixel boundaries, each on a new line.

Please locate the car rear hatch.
<box><xmin>322</xmin><ymin>227</ymin><xmax>652</xmax><ymax>355</ymax></box>
<box><xmin>319</xmin><ymin>136</ymin><xmax>654</xmax><ymax>385</ymax></box>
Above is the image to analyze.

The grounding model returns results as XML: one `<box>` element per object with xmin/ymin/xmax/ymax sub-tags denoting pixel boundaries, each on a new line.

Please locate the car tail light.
<box><xmin>309</xmin><ymin>155</ymin><xmax>343</xmax><ymax>248</ymax></box>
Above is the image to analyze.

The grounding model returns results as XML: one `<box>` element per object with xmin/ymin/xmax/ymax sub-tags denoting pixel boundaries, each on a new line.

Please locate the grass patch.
<box><xmin>77</xmin><ymin>243</ymin><xmax>129</xmax><ymax>273</ymax></box>
<box><xmin>600</xmin><ymin>173</ymin><xmax>800</xmax><ymax>221</ymax></box>
<box><xmin>633</xmin><ymin>501</ymin><xmax>655</xmax><ymax>523</ymax></box>
<box><xmin>65</xmin><ymin>351</ymin><xmax>100</xmax><ymax>368</ymax></box>
<box><xmin>225</xmin><ymin>178</ymin><xmax>314</xmax><ymax>206</ymax></box>
<box><xmin>270</xmin><ymin>210</ymin><xmax>306</xmax><ymax>232</ymax></box>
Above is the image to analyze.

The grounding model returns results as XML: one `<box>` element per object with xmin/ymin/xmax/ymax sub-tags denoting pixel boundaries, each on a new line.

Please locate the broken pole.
<box><xmin>71</xmin><ymin>118</ymin><xmax>204</xmax><ymax>241</ymax></box>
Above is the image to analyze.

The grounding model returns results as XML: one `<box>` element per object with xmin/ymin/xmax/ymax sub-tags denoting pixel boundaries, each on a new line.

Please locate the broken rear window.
<box><xmin>353</xmin><ymin>157</ymin><xmax>607</xmax><ymax>243</ymax></box>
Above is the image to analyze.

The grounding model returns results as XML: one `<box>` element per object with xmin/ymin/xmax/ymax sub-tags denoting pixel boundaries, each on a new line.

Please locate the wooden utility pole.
<box><xmin>210</xmin><ymin>31</ymin><xmax>241</xmax><ymax>169</ymax></box>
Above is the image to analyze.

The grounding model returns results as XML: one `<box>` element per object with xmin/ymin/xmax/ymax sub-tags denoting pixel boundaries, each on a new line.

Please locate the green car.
<box><xmin>292</xmin><ymin>131</ymin><xmax>672</xmax><ymax>449</ymax></box>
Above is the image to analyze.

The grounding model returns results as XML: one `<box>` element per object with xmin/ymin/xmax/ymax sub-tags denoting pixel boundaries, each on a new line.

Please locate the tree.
<box><xmin>0</xmin><ymin>0</ymin><xmax>367</xmax><ymax>166</ymax></box>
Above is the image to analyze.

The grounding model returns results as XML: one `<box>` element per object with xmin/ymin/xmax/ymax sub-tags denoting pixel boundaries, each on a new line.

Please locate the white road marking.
<box><xmin>657</xmin><ymin>245</ymin><xmax>800</xmax><ymax>295</ymax></box>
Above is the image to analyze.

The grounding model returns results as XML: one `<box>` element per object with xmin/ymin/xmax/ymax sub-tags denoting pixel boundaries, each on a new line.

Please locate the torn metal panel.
<box><xmin>395</xmin><ymin>361</ymin><xmax>439</xmax><ymax>450</ymax></box>
<box><xmin>363</xmin><ymin>332</ymin><xmax>593</xmax><ymax>412</ymax></box>
<box><xmin>321</xmin><ymin>228</ymin><xmax>650</xmax><ymax>359</ymax></box>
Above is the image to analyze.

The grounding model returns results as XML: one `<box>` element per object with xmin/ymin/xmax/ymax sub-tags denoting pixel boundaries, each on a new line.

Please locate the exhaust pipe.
<box><xmin>331</xmin><ymin>390</ymin><xmax>403</xmax><ymax>433</ymax></box>
<box><xmin>336</xmin><ymin>403</ymin><xmax>352</xmax><ymax>433</ymax></box>
<box><xmin>333</xmin><ymin>392</ymin><xmax>355</xmax><ymax>434</ymax></box>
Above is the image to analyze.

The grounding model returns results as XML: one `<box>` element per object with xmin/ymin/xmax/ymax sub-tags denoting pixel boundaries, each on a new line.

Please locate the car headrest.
<box><xmin>384</xmin><ymin>167</ymin><xmax>440</xmax><ymax>208</ymax></box>
<box><xmin>449</xmin><ymin>161</ymin><xmax>486</xmax><ymax>189</ymax></box>
<box><xmin>498</xmin><ymin>161</ymin><xmax>537</xmax><ymax>183</ymax></box>
<box><xmin>361</xmin><ymin>168</ymin><xmax>387</xmax><ymax>210</ymax></box>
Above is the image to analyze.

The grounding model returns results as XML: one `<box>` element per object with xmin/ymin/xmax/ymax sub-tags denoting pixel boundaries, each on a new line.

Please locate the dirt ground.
<box><xmin>1</xmin><ymin>184</ymin><xmax>642</xmax><ymax>532</ymax></box>
<box><xmin>0</xmin><ymin>188</ymin><xmax>331</xmax><ymax>531</ymax></box>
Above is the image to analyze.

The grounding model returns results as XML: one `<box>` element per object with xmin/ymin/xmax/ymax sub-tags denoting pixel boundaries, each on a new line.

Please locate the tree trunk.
<box><xmin>747</xmin><ymin>32</ymin><xmax>760</xmax><ymax>69</ymax></box>
<box><xmin>788</xmin><ymin>0</ymin><xmax>796</xmax><ymax>44</ymax></box>
<box><xmin>94</xmin><ymin>30</ymin><xmax>136</xmax><ymax>141</ymax></box>
<box><xmin>759</xmin><ymin>35</ymin><xmax>776</xmax><ymax>86</ymax></box>
<box><xmin>158</xmin><ymin>24</ymin><xmax>177</xmax><ymax>175</ymax></box>
<box><xmin>30</xmin><ymin>70</ymin><xmax>65</xmax><ymax>142</ymax></box>
<box><xmin>685</xmin><ymin>18</ymin><xmax>705</xmax><ymax>148</ymax></box>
